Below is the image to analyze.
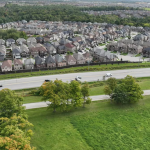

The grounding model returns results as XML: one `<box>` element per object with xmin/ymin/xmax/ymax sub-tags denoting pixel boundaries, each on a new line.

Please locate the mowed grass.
<box><xmin>27</xmin><ymin>108</ymin><xmax>92</xmax><ymax>150</ymax></box>
<box><xmin>145</xmin><ymin>8</ymin><xmax>150</xmax><ymax>11</ymax></box>
<box><xmin>138</xmin><ymin>77</ymin><xmax>150</xmax><ymax>90</ymax></box>
<box><xmin>27</xmin><ymin>95</ymin><xmax>150</xmax><ymax>150</ymax></box>
<box><xmin>23</xmin><ymin>96</ymin><xmax>42</xmax><ymax>104</ymax></box>
<box><xmin>89</xmin><ymin>86</ymin><xmax>105</xmax><ymax>96</ymax></box>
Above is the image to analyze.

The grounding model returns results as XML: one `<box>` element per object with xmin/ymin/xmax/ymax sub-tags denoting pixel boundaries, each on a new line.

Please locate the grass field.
<box><xmin>27</xmin><ymin>95</ymin><xmax>150</xmax><ymax>150</ymax></box>
<box><xmin>89</xmin><ymin>86</ymin><xmax>105</xmax><ymax>96</ymax></box>
<box><xmin>1</xmin><ymin>62</ymin><xmax>150</xmax><ymax>80</ymax></box>
<box><xmin>145</xmin><ymin>8</ymin><xmax>150</xmax><ymax>11</ymax></box>
<box><xmin>135</xmin><ymin>54</ymin><xmax>141</xmax><ymax>57</ymax></box>
<box><xmin>23</xmin><ymin>96</ymin><xmax>42</xmax><ymax>104</ymax></box>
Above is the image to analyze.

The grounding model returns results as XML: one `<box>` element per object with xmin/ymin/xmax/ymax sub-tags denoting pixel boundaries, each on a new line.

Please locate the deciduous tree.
<box><xmin>0</xmin><ymin>114</ymin><xmax>34</xmax><ymax>150</ymax></box>
<box><xmin>81</xmin><ymin>82</ymin><xmax>91</xmax><ymax>107</ymax></box>
<box><xmin>111</xmin><ymin>75</ymin><xmax>143</xmax><ymax>104</ymax></box>
<box><xmin>0</xmin><ymin>89</ymin><xmax>25</xmax><ymax>118</ymax></box>
<box><xmin>104</xmin><ymin>77</ymin><xmax>117</xmax><ymax>97</ymax></box>
<box><xmin>70</xmin><ymin>80</ymin><xmax>83</xmax><ymax>108</ymax></box>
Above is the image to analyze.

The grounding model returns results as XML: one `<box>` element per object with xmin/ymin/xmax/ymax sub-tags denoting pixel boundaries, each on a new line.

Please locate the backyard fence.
<box><xmin>0</xmin><ymin>61</ymin><xmax>143</xmax><ymax>75</ymax></box>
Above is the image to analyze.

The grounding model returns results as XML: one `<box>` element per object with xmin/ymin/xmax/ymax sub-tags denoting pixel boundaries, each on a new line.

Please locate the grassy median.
<box><xmin>27</xmin><ymin>95</ymin><xmax>150</xmax><ymax>150</ymax></box>
<box><xmin>0</xmin><ymin>62</ymin><xmax>150</xmax><ymax>80</ymax></box>
<box><xmin>17</xmin><ymin>76</ymin><xmax>150</xmax><ymax>104</ymax></box>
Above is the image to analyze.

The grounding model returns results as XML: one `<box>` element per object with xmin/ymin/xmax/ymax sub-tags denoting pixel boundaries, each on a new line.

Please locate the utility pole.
<box><xmin>88</xmin><ymin>61</ymin><xmax>90</xmax><ymax>71</ymax></box>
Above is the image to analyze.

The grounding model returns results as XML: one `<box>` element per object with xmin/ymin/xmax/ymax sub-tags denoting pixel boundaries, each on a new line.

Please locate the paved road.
<box><xmin>23</xmin><ymin>90</ymin><xmax>150</xmax><ymax>110</ymax></box>
<box><xmin>0</xmin><ymin>68</ymin><xmax>150</xmax><ymax>90</ymax></box>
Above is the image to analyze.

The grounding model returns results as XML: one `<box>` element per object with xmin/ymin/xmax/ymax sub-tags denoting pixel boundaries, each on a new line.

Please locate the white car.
<box><xmin>75</xmin><ymin>76</ymin><xmax>82</xmax><ymax>81</ymax></box>
<box><xmin>105</xmin><ymin>73</ymin><xmax>112</xmax><ymax>77</ymax></box>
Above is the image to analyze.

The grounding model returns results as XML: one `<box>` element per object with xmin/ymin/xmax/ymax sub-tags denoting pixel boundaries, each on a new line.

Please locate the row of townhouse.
<box><xmin>0</xmin><ymin>52</ymin><xmax>93</xmax><ymax>72</ymax></box>
<box><xmin>107</xmin><ymin>34</ymin><xmax>150</xmax><ymax>55</ymax></box>
<box><xmin>91</xmin><ymin>47</ymin><xmax>118</xmax><ymax>62</ymax></box>
<box><xmin>1</xmin><ymin>20</ymin><xmax>150</xmax><ymax>34</ymax></box>
<box><xmin>0</xmin><ymin>36</ymin><xmax>87</xmax><ymax>60</ymax></box>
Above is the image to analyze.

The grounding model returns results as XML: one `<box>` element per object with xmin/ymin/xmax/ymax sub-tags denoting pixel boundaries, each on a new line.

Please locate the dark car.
<box><xmin>0</xmin><ymin>85</ymin><xmax>2</xmax><ymax>87</ymax></box>
<box><xmin>45</xmin><ymin>80</ymin><xmax>51</xmax><ymax>82</ymax></box>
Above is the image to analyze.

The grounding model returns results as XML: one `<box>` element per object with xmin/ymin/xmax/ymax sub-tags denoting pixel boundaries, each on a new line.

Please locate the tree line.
<box><xmin>30</xmin><ymin>80</ymin><xmax>92</xmax><ymax>112</ymax></box>
<box><xmin>80</xmin><ymin>6</ymin><xmax>140</xmax><ymax>11</ymax></box>
<box><xmin>0</xmin><ymin>29</ymin><xmax>27</xmax><ymax>40</ymax></box>
<box><xmin>0</xmin><ymin>4</ymin><xmax>149</xmax><ymax>27</ymax></box>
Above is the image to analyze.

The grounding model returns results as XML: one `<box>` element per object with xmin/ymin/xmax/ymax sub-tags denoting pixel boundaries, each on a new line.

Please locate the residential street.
<box><xmin>23</xmin><ymin>90</ymin><xmax>150</xmax><ymax>109</ymax></box>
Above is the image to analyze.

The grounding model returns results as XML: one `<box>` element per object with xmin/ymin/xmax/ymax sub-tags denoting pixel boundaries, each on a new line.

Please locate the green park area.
<box><xmin>1</xmin><ymin>75</ymin><xmax>150</xmax><ymax>149</ymax></box>
<box><xmin>27</xmin><ymin>95</ymin><xmax>150</xmax><ymax>150</ymax></box>
<box><xmin>15</xmin><ymin>76</ymin><xmax>150</xmax><ymax>104</ymax></box>
<box><xmin>1</xmin><ymin>62</ymin><xmax>150</xmax><ymax>80</ymax></box>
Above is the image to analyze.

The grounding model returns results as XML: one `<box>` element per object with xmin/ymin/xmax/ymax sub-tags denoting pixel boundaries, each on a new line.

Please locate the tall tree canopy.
<box><xmin>104</xmin><ymin>75</ymin><xmax>143</xmax><ymax>104</ymax></box>
<box><xmin>0</xmin><ymin>4</ymin><xmax>149</xmax><ymax>27</ymax></box>
<box><xmin>0</xmin><ymin>89</ymin><xmax>26</xmax><ymax>118</ymax></box>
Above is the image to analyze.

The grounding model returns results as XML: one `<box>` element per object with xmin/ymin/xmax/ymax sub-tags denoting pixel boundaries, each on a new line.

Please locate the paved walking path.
<box><xmin>23</xmin><ymin>90</ymin><xmax>150</xmax><ymax>110</ymax></box>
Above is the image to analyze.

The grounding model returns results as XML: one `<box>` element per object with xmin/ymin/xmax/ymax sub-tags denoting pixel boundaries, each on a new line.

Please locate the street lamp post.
<box><xmin>15</xmin><ymin>69</ymin><xmax>17</xmax><ymax>83</ymax></box>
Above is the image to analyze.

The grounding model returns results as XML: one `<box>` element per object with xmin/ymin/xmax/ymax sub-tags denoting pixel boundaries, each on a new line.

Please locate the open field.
<box><xmin>0</xmin><ymin>62</ymin><xmax>150</xmax><ymax>80</ymax></box>
<box><xmin>27</xmin><ymin>95</ymin><xmax>150</xmax><ymax>150</ymax></box>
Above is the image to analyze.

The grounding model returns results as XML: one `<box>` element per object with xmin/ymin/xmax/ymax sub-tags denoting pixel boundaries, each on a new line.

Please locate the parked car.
<box><xmin>105</xmin><ymin>73</ymin><xmax>112</xmax><ymax>77</ymax></box>
<box><xmin>45</xmin><ymin>79</ymin><xmax>51</xmax><ymax>82</ymax></box>
<box><xmin>0</xmin><ymin>85</ymin><xmax>2</xmax><ymax>87</ymax></box>
<box><xmin>75</xmin><ymin>76</ymin><xmax>82</xmax><ymax>81</ymax></box>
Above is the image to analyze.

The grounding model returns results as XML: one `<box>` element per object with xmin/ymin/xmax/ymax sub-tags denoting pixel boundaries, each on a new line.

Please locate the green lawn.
<box><xmin>138</xmin><ymin>78</ymin><xmax>150</xmax><ymax>90</ymax></box>
<box><xmin>120</xmin><ymin>53</ymin><xmax>128</xmax><ymax>56</ymax></box>
<box><xmin>23</xmin><ymin>96</ymin><xmax>42</xmax><ymax>104</ymax></box>
<box><xmin>144</xmin><ymin>8</ymin><xmax>150</xmax><ymax>11</ymax></box>
<box><xmin>89</xmin><ymin>86</ymin><xmax>104</xmax><ymax>96</ymax></box>
<box><xmin>135</xmin><ymin>54</ymin><xmax>141</xmax><ymax>57</ymax></box>
<box><xmin>27</xmin><ymin>95</ymin><xmax>150</xmax><ymax>150</ymax></box>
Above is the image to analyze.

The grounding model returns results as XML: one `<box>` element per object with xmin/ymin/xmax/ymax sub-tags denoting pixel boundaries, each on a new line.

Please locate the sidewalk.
<box><xmin>23</xmin><ymin>90</ymin><xmax>150</xmax><ymax>109</ymax></box>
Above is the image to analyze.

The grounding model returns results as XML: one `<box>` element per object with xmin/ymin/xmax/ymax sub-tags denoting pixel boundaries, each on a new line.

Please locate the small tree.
<box><xmin>61</xmin><ymin>82</ymin><xmax>72</xmax><ymax>111</ymax></box>
<box><xmin>70</xmin><ymin>80</ymin><xmax>83</xmax><ymax>108</ymax></box>
<box><xmin>111</xmin><ymin>75</ymin><xmax>143</xmax><ymax>104</ymax></box>
<box><xmin>42</xmin><ymin>80</ymin><xmax>62</xmax><ymax>112</ymax></box>
<box><xmin>81</xmin><ymin>82</ymin><xmax>91</xmax><ymax>107</ymax></box>
<box><xmin>123</xmin><ymin>75</ymin><xmax>143</xmax><ymax>103</ymax></box>
<box><xmin>104</xmin><ymin>77</ymin><xmax>117</xmax><ymax>98</ymax></box>
<box><xmin>111</xmin><ymin>84</ymin><xmax>129</xmax><ymax>104</ymax></box>
<box><xmin>0</xmin><ymin>89</ymin><xmax>25</xmax><ymax>118</ymax></box>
